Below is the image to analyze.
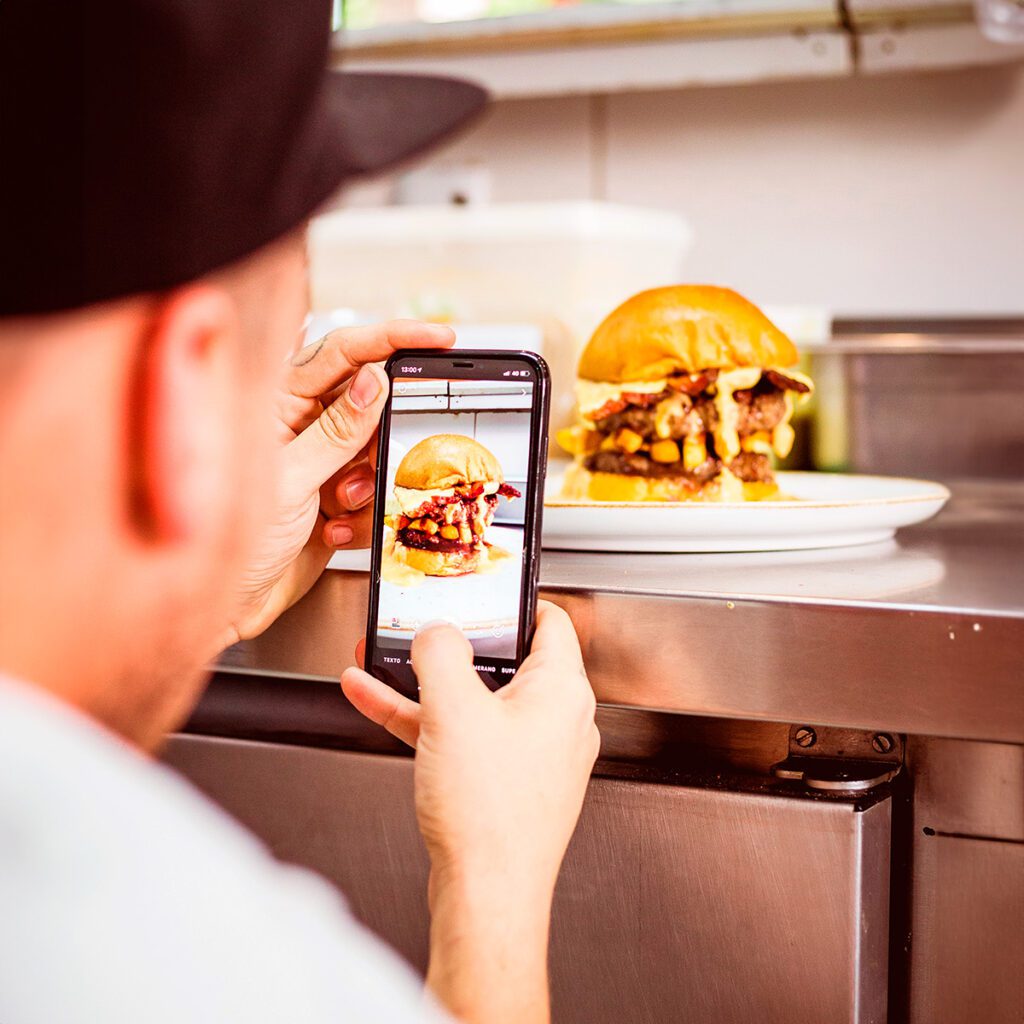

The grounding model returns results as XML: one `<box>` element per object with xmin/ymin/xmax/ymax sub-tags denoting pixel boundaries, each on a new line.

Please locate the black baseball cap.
<box><xmin>0</xmin><ymin>0</ymin><xmax>488</xmax><ymax>316</ymax></box>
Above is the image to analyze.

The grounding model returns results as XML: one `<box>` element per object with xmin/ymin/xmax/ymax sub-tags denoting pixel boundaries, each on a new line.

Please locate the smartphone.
<box><xmin>364</xmin><ymin>349</ymin><xmax>550</xmax><ymax>698</ymax></box>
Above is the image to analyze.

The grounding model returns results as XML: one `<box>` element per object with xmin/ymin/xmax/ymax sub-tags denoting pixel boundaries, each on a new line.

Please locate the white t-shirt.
<box><xmin>0</xmin><ymin>675</ymin><xmax>449</xmax><ymax>1024</ymax></box>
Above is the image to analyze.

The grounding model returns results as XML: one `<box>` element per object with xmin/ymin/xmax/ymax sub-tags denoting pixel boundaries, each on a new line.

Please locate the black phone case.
<box><xmin>363</xmin><ymin>349</ymin><xmax>551</xmax><ymax>697</ymax></box>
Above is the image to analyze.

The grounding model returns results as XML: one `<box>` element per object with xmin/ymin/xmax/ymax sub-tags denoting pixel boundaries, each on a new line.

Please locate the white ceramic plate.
<box><xmin>542</xmin><ymin>470</ymin><xmax>950</xmax><ymax>553</ymax></box>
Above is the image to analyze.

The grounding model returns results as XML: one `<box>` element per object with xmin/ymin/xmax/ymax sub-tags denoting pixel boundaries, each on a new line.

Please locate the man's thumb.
<box><xmin>411</xmin><ymin>621</ymin><xmax>486</xmax><ymax>711</ymax></box>
<box><xmin>287</xmin><ymin>364</ymin><xmax>388</xmax><ymax>495</ymax></box>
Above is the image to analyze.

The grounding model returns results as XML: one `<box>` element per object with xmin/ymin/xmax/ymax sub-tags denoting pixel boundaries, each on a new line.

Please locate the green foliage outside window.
<box><xmin>340</xmin><ymin>0</ymin><xmax>668</xmax><ymax>31</ymax></box>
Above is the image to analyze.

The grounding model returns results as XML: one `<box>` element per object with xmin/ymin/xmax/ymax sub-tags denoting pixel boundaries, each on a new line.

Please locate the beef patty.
<box><xmin>586</xmin><ymin>449</ymin><xmax>774</xmax><ymax>485</ymax></box>
<box><xmin>732</xmin><ymin>389</ymin><xmax>787</xmax><ymax>434</ymax></box>
<box><xmin>397</xmin><ymin>529</ymin><xmax>475</xmax><ymax>553</ymax></box>
<box><xmin>585</xmin><ymin>450</ymin><xmax>721</xmax><ymax>483</ymax></box>
<box><xmin>727</xmin><ymin>451</ymin><xmax>773</xmax><ymax>483</ymax></box>
<box><xmin>595</xmin><ymin>390</ymin><xmax>785</xmax><ymax>440</ymax></box>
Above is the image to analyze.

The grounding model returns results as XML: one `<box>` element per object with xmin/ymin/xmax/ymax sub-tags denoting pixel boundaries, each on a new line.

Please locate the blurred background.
<box><xmin>309</xmin><ymin>0</ymin><xmax>1024</xmax><ymax>481</ymax></box>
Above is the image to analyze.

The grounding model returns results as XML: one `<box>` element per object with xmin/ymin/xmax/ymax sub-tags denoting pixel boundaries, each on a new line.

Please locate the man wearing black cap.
<box><xmin>0</xmin><ymin>3</ymin><xmax>599</xmax><ymax>1023</ymax></box>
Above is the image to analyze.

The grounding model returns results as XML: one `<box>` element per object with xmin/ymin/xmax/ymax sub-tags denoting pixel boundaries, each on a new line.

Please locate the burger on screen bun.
<box><xmin>385</xmin><ymin>434</ymin><xmax>520</xmax><ymax>577</ymax></box>
<box><xmin>557</xmin><ymin>285</ymin><xmax>814</xmax><ymax>503</ymax></box>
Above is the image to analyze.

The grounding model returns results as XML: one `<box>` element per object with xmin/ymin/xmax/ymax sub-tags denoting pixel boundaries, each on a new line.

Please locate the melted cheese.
<box><xmin>715</xmin><ymin>464</ymin><xmax>747</xmax><ymax>502</ymax></box>
<box><xmin>392</xmin><ymin>481</ymin><xmax>499</xmax><ymax>516</ymax></box>
<box><xmin>772</xmin><ymin>392</ymin><xmax>796</xmax><ymax>457</ymax></box>
<box><xmin>653</xmin><ymin>395</ymin><xmax>686</xmax><ymax>440</ymax></box>
<box><xmin>709</xmin><ymin>367</ymin><xmax>761</xmax><ymax>461</ymax></box>
<box><xmin>575</xmin><ymin>378</ymin><xmax>668</xmax><ymax>418</ymax></box>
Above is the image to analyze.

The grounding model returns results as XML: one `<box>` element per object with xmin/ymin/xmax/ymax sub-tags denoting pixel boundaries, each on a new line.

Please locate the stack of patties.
<box><xmin>558</xmin><ymin>285</ymin><xmax>813</xmax><ymax>502</ymax></box>
<box><xmin>385</xmin><ymin>433</ymin><xmax>520</xmax><ymax>576</ymax></box>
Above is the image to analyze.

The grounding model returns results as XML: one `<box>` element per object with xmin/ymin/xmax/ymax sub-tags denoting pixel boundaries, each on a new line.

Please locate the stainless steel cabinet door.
<box><xmin>164</xmin><ymin>735</ymin><xmax>891</xmax><ymax>1024</ymax></box>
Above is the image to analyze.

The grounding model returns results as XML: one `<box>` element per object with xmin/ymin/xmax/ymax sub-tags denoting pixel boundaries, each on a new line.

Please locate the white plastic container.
<box><xmin>309</xmin><ymin>201</ymin><xmax>692</xmax><ymax>427</ymax></box>
<box><xmin>310</xmin><ymin>201</ymin><xmax>690</xmax><ymax>331</ymax></box>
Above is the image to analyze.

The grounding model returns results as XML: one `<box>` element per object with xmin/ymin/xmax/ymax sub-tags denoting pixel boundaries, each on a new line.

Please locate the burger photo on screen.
<box><xmin>385</xmin><ymin>434</ymin><xmax>521</xmax><ymax>577</ymax></box>
<box><xmin>557</xmin><ymin>285</ymin><xmax>814</xmax><ymax>502</ymax></box>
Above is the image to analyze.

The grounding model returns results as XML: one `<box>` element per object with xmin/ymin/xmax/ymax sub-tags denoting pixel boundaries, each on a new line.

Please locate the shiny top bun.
<box><xmin>395</xmin><ymin>433</ymin><xmax>503</xmax><ymax>491</ymax></box>
<box><xmin>579</xmin><ymin>285</ymin><xmax>798</xmax><ymax>382</ymax></box>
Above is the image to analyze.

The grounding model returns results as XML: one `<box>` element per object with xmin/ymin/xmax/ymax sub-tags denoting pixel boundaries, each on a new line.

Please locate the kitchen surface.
<box><xmin>162</xmin><ymin>5</ymin><xmax>1024</xmax><ymax>1015</ymax></box>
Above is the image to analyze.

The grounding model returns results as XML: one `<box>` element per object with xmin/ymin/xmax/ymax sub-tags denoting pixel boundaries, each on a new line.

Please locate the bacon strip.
<box><xmin>764</xmin><ymin>369</ymin><xmax>811</xmax><ymax>394</ymax></box>
<box><xmin>590</xmin><ymin>391</ymin><xmax>664</xmax><ymax>422</ymax></box>
<box><xmin>667</xmin><ymin>369</ymin><xmax>719</xmax><ymax>396</ymax></box>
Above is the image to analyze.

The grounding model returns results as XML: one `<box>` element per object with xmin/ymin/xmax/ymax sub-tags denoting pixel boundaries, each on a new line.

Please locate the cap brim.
<box><xmin>324</xmin><ymin>71</ymin><xmax>489</xmax><ymax>180</ymax></box>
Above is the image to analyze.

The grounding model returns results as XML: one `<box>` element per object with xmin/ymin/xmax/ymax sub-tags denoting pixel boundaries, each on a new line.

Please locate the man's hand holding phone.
<box><xmin>223</xmin><ymin>320</ymin><xmax>454</xmax><ymax>646</ymax></box>
<box><xmin>343</xmin><ymin>601</ymin><xmax>600</xmax><ymax>1024</ymax></box>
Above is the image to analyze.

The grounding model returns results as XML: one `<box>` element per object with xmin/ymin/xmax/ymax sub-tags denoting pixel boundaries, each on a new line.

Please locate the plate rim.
<box><xmin>543</xmin><ymin>471</ymin><xmax>951</xmax><ymax>512</ymax></box>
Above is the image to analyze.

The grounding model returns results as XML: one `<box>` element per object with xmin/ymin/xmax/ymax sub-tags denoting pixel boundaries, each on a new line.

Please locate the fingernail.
<box><xmin>290</xmin><ymin>338</ymin><xmax>323</xmax><ymax>366</ymax></box>
<box><xmin>415</xmin><ymin>619</ymin><xmax>457</xmax><ymax>637</ymax></box>
<box><xmin>330</xmin><ymin>523</ymin><xmax>354</xmax><ymax>547</ymax></box>
<box><xmin>350</xmin><ymin>365</ymin><xmax>382</xmax><ymax>410</ymax></box>
<box><xmin>345</xmin><ymin>476</ymin><xmax>375</xmax><ymax>509</ymax></box>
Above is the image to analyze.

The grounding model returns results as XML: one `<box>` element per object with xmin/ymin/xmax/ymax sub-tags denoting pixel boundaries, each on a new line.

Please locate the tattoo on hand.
<box><xmin>291</xmin><ymin>339</ymin><xmax>324</xmax><ymax>367</ymax></box>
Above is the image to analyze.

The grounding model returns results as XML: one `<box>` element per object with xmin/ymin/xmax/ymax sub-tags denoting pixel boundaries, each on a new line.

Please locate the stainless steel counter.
<box><xmin>221</xmin><ymin>479</ymin><xmax>1024</xmax><ymax>743</ymax></box>
<box><xmin>190</xmin><ymin>475</ymin><xmax>1024</xmax><ymax>1024</ymax></box>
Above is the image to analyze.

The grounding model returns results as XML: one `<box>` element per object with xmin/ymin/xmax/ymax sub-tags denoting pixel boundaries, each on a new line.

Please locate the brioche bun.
<box><xmin>579</xmin><ymin>285</ymin><xmax>797</xmax><ymax>383</ymax></box>
<box><xmin>394</xmin><ymin>541</ymin><xmax>483</xmax><ymax>577</ymax></box>
<box><xmin>560</xmin><ymin>463</ymin><xmax>779</xmax><ymax>504</ymax></box>
<box><xmin>395</xmin><ymin>433</ymin><xmax>502</xmax><ymax>491</ymax></box>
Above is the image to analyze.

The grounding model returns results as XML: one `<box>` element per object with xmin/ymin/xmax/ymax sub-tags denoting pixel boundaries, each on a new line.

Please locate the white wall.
<box><xmin>343</xmin><ymin>62</ymin><xmax>1024</xmax><ymax>315</ymax></box>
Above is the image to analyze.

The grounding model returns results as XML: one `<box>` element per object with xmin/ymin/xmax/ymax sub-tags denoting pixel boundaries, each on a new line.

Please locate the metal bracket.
<box><xmin>772</xmin><ymin>725</ymin><xmax>903</xmax><ymax>793</ymax></box>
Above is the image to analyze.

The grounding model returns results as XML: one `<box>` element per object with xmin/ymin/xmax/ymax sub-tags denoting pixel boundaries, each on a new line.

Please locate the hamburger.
<box><xmin>557</xmin><ymin>285</ymin><xmax>814</xmax><ymax>502</ymax></box>
<box><xmin>385</xmin><ymin>433</ymin><xmax>521</xmax><ymax>576</ymax></box>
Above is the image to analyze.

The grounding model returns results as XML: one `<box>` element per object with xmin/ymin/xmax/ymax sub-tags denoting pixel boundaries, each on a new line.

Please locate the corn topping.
<box><xmin>556</xmin><ymin>425</ymin><xmax>600</xmax><ymax>456</ymax></box>
<box><xmin>650</xmin><ymin>439</ymin><xmax>681</xmax><ymax>464</ymax></box>
<box><xmin>616</xmin><ymin>428</ymin><xmax>644</xmax><ymax>453</ymax></box>
<box><xmin>740</xmin><ymin>431</ymin><xmax>773</xmax><ymax>455</ymax></box>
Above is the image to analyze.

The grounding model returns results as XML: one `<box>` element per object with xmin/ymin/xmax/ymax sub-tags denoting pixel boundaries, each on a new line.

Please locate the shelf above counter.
<box><xmin>333</xmin><ymin>0</ymin><xmax>1024</xmax><ymax>97</ymax></box>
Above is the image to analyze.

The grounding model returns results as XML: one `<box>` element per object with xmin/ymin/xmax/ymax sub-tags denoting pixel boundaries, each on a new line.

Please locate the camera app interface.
<box><xmin>372</xmin><ymin>363</ymin><xmax>537</xmax><ymax>690</ymax></box>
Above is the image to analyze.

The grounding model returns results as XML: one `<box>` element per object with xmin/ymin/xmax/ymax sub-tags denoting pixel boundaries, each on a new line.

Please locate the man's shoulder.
<box><xmin>0</xmin><ymin>676</ymin><xmax>262</xmax><ymax>867</ymax></box>
<box><xmin>0</xmin><ymin>676</ymin><xmax>440</xmax><ymax>1023</ymax></box>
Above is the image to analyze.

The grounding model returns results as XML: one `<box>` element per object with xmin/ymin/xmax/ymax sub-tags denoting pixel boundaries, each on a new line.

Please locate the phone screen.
<box><xmin>365</xmin><ymin>350</ymin><xmax>549</xmax><ymax>696</ymax></box>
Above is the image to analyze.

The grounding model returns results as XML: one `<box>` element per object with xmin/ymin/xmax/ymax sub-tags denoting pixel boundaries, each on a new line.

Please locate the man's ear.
<box><xmin>129</xmin><ymin>285</ymin><xmax>240</xmax><ymax>544</ymax></box>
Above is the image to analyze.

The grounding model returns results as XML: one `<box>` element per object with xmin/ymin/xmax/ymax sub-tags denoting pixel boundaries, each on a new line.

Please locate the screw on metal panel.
<box><xmin>872</xmin><ymin>733</ymin><xmax>895</xmax><ymax>754</ymax></box>
<box><xmin>794</xmin><ymin>727</ymin><xmax>817</xmax><ymax>748</ymax></box>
